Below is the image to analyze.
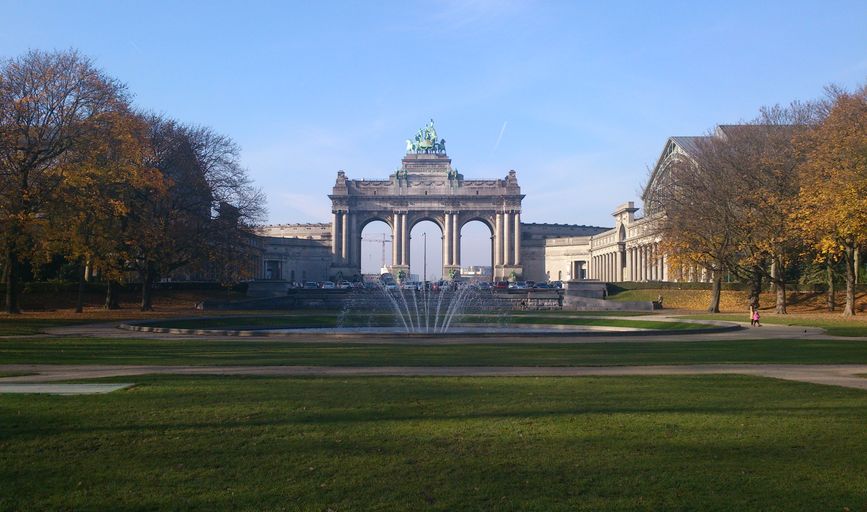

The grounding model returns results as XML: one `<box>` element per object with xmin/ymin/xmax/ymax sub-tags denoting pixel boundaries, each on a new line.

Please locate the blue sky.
<box><xmin>3</xmin><ymin>0</ymin><xmax>865</xmax><ymax>277</ymax></box>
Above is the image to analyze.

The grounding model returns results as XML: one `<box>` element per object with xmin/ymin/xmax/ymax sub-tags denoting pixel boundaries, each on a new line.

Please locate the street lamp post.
<box><xmin>423</xmin><ymin>232</ymin><xmax>427</xmax><ymax>283</ymax></box>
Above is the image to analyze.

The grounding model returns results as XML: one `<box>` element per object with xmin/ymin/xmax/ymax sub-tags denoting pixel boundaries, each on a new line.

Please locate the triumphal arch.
<box><xmin>328</xmin><ymin>120</ymin><xmax>524</xmax><ymax>281</ymax></box>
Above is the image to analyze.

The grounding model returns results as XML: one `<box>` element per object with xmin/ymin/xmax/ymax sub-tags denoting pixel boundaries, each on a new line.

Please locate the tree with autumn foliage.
<box><xmin>793</xmin><ymin>87</ymin><xmax>867</xmax><ymax>316</ymax></box>
<box><xmin>0</xmin><ymin>49</ymin><xmax>129</xmax><ymax>313</ymax></box>
<box><xmin>648</xmin><ymin>134</ymin><xmax>743</xmax><ymax>313</ymax></box>
<box><xmin>43</xmin><ymin>110</ymin><xmax>161</xmax><ymax>312</ymax></box>
<box><xmin>720</xmin><ymin>104</ymin><xmax>821</xmax><ymax>314</ymax></box>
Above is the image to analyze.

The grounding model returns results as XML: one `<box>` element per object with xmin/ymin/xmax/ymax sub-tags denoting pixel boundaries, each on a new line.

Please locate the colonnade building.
<box><xmin>254</xmin><ymin>123</ymin><xmax>717</xmax><ymax>285</ymax></box>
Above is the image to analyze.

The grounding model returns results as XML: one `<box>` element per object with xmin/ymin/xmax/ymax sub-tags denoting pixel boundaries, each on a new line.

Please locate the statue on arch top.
<box><xmin>405</xmin><ymin>119</ymin><xmax>447</xmax><ymax>154</ymax></box>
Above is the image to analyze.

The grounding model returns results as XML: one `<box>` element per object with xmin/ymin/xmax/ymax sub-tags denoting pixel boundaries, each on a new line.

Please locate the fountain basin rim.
<box><xmin>118</xmin><ymin>320</ymin><xmax>741</xmax><ymax>338</ymax></box>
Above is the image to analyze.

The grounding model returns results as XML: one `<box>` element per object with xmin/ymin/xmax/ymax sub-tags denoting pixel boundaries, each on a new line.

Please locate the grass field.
<box><xmin>5</xmin><ymin>338</ymin><xmax>867</xmax><ymax>366</ymax></box>
<box><xmin>2</xmin><ymin>375</ymin><xmax>866</xmax><ymax>511</ymax></box>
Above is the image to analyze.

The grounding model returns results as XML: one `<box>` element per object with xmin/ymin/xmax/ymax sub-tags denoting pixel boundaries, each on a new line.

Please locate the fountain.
<box><xmin>336</xmin><ymin>280</ymin><xmax>512</xmax><ymax>334</ymax></box>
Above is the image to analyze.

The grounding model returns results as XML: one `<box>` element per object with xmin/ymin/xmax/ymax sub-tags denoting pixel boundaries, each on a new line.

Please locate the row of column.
<box><xmin>591</xmin><ymin>251</ymin><xmax>623</xmax><ymax>282</ymax></box>
<box><xmin>624</xmin><ymin>243</ymin><xmax>667</xmax><ymax>282</ymax></box>
<box><xmin>589</xmin><ymin>242</ymin><xmax>668</xmax><ymax>282</ymax></box>
<box><xmin>331</xmin><ymin>210</ymin><xmax>360</xmax><ymax>267</ymax></box>
<box><xmin>494</xmin><ymin>211</ymin><xmax>521</xmax><ymax>267</ymax></box>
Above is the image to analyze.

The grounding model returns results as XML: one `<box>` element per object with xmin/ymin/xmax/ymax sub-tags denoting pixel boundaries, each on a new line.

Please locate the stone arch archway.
<box><xmin>328</xmin><ymin>152</ymin><xmax>524</xmax><ymax>280</ymax></box>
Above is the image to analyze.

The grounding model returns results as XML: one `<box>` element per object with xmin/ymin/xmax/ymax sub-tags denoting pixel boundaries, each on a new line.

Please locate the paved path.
<box><xmin>0</xmin><ymin>383</ymin><xmax>134</xmax><ymax>395</ymax></box>
<box><xmin>3</xmin><ymin>364</ymin><xmax>867</xmax><ymax>391</ymax></box>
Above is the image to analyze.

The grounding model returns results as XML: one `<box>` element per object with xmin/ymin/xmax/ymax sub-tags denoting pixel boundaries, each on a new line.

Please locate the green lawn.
<box><xmin>679</xmin><ymin>313</ymin><xmax>867</xmax><ymax>337</ymax></box>
<box><xmin>1</xmin><ymin>375</ymin><xmax>866</xmax><ymax>511</ymax></box>
<box><xmin>5</xmin><ymin>338</ymin><xmax>867</xmax><ymax>366</ymax></box>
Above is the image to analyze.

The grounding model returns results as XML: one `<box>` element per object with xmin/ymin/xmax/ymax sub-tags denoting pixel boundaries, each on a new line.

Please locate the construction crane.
<box><xmin>361</xmin><ymin>233</ymin><xmax>391</xmax><ymax>268</ymax></box>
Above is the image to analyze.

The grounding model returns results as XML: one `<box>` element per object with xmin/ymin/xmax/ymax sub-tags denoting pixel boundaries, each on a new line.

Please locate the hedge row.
<box><xmin>0</xmin><ymin>280</ymin><xmax>248</xmax><ymax>295</ymax></box>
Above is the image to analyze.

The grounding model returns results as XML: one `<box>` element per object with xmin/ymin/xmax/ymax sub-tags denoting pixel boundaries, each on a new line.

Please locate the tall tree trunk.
<box><xmin>707</xmin><ymin>271</ymin><xmax>721</xmax><ymax>313</ymax></box>
<box><xmin>748</xmin><ymin>265</ymin><xmax>763</xmax><ymax>310</ymax></box>
<box><xmin>4</xmin><ymin>241</ymin><xmax>20</xmax><ymax>314</ymax></box>
<box><xmin>75</xmin><ymin>257</ymin><xmax>86</xmax><ymax>313</ymax></box>
<box><xmin>105</xmin><ymin>280</ymin><xmax>120</xmax><ymax>310</ymax></box>
<box><xmin>843</xmin><ymin>244</ymin><xmax>856</xmax><ymax>316</ymax></box>
<box><xmin>827</xmin><ymin>260</ymin><xmax>836</xmax><ymax>312</ymax></box>
<box><xmin>772</xmin><ymin>256</ymin><xmax>787</xmax><ymax>314</ymax></box>
<box><xmin>856</xmin><ymin>246</ymin><xmax>861</xmax><ymax>284</ymax></box>
<box><xmin>140</xmin><ymin>261</ymin><xmax>155</xmax><ymax>312</ymax></box>
<box><xmin>775</xmin><ymin>282</ymin><xmax>787</xmax><ymax>314</ymax></box>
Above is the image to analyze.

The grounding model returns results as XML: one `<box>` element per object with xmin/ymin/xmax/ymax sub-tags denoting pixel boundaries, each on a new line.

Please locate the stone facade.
<box><xmin>327</xmin><ymin>152</ymin><xmax>525</xmax><ymax>281</ymax></box>
<box><xmin>249</xmin><ymin>127</ymin><xmax>735</xmax><ymax>284</ymax></box>
<box><xmin>256</xmin><ymin>236</ymin><xmax>331</xmax><ymax>283</ymax></box>
<box><xmin>258</xmin><ymin>223</ymin><xmax>331</xmax><ymax>241</ymax></box>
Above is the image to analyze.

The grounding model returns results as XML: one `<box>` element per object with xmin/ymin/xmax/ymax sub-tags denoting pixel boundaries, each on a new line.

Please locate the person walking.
<box><xmin>752</xmin><ymin>308</ymin><xmax>761</xmax><ymax>327</ymax></box>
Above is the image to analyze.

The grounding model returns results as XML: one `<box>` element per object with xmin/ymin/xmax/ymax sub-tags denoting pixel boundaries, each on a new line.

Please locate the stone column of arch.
<box><xmin>341</xmin><ymin>211</ymin><xmax>350</xmax><ymax>264</ymax></box>
<box><xmin>331</xmin><ymin>212</ymin><xmax>339</xmax><ymax>258</ymax></box>
<box><xmin>503</xmin><ymin>212</ymin><xmax>512</xmax><ymax>267</ymax></box>
<box><xmin>513</xmin><ymin>212</ymin><xmax>521</xmax><ymax>266</ymax></box>
<box><xmin>401</xmin><ymin>213</ymin><xmax>409</xmax><ymax>266</ymax></box>
<box><xmin>494</xmin><ymin>213</ymin><xmax>502</xmax><ymax>267</ymax></box>
<box><xmin>442</xmin><ymin>213</ymin><xmax>451</xmax><ymax>267</ymax></box>
<box><xmin>392</xmin><ymin>212</ymin><xmax>401</xmax><ymax>268</ymax></box>
<box><xmin>451</xmin><ymin>213</ymin><xmax>460</xmax><ymax>267</ymax></box>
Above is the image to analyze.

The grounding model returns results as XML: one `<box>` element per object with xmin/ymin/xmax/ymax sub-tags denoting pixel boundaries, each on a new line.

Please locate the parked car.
<box><xmin>478</xmin><ymin>281</ymin><xmax>492</xmax><ymax>290</ymax></box>
<box><xmin>533</xmin><ymin>282</ymin><xmax>551</xmax><ymax>289</ymax></box>
<box><xmin>494</xmin><ymin>281</ymin><xmax>509</xmax><ymax>289</ymax></box>
<box><xmin>336</xmin><ymin>280</ymin><xmax>352</xmax><ymax>289</ymax></box>
<box><xmin>303</xmin><ymin>281</ymin><xmax>318</xmax><ymax>289</ymax></box>
<box><xmin>320</xmin><ymin>281</ymin><xmax>336</xmax><ymax>289</ymax></box>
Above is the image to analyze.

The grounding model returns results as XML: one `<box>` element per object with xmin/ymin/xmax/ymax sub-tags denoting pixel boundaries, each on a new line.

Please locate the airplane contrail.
<box><xmin>491</xmin><ymin>121</ymin><xmax>508</xmax><ymax>155</ymax></box>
